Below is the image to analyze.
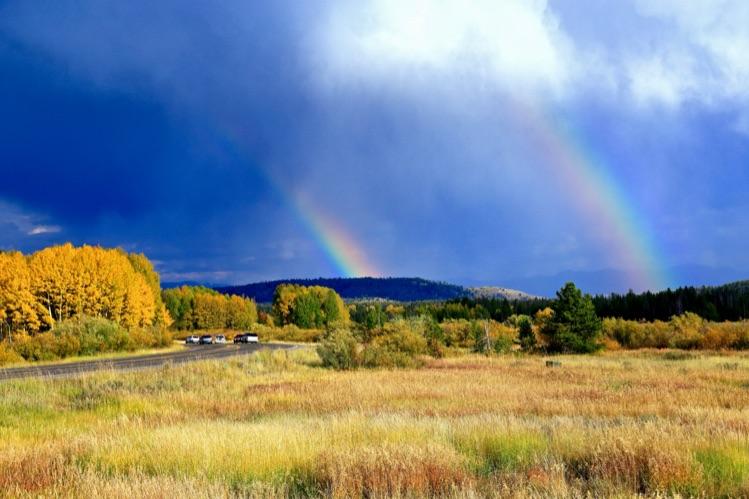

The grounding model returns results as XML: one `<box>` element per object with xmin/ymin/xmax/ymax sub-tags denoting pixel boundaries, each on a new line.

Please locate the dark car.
<box><xmin>234</xmin><ymin>333</ymin><xmax>259</xmax><ymax>344</ymax></box>
<box><xmin>199</xmin><ymin>334</ymin><xmax>214</xmax><ymax>345</ymax></box>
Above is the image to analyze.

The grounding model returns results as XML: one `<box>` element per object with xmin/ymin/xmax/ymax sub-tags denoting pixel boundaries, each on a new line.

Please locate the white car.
<box><xmin>185</xmin><ymin>335</ymin><xmax>200</xmax><ymax>345</ymax></box>
<box><xmin>215</xmin><ymin>335</ymin><xmax>227</xmax><ymax>344</ymax></box>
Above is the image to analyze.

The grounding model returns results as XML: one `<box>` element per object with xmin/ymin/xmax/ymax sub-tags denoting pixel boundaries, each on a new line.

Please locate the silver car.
<box><xmin>215</xmin><ymin>335</ymin><xmax>227</xmax><ymax>344</ymax></box>
<box><xmin>185</xmin><ymin>335</ymin><xmax>200</xmax><ymax>345</ymax></box>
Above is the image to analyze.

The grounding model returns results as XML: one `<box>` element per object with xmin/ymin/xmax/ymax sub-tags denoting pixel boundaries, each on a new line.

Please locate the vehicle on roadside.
<box><xmin>233</xmin><ymin>332</ymin><xmax>259</xmax><ymax>344</ymax></box>
<box><xmin>185</xmin><ymin>335</ymin><xmax>200</xmax><ymax>345</ymax></box>
<box><xmin>215</xmin><ymin>335</ymin><xmax>227</xmax><ymax>344</ymax></box>
<box><xmin>199</xmin><ymin>334</ymin><xmax>214</xmax><ymax>345</ymax></box>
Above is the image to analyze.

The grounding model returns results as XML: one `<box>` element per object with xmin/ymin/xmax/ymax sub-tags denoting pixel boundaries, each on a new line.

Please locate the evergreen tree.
<box><xmin>544</xmin><ymin>282</ymin><xmax>602</xmax><ymax>353</ymax></box>
<box><xmin>517</xmin><ymin>315</ymin><xmax>536</xmax><ymax>352</ymax></box>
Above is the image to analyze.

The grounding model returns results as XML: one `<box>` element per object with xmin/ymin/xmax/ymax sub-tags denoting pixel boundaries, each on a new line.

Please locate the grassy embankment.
<box><xmin>0</xmin><ymin>343</ymin><xmax>187</xmax><ymax>369</ymax></box>
<box><xmin>1</xmin><ymin>349</ymin><xmax>748</xmax><ymax>497</ymax></box>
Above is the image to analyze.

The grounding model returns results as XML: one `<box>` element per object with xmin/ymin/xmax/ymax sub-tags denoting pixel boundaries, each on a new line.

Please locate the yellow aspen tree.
<box><xmin>0</xmin><ymin>251</ymin><xmax>48</xmax><ymax>339</ymax></box>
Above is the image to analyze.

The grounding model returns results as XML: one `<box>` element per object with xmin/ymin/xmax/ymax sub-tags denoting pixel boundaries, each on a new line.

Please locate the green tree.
<box><xmin>517</xmin><ymin>315</ymin><xmax>536</xmax><ymax>352</ymax></box>
<box><xmin>471</xmin><ymin>320</ymin><xmax>491</xmax><ymax>354</ymax></box>
<box><xmin>272</xmin><ymin>284</ymin><xmax>348</xmax><ymax>328</ymax></box>
<box><xmin>544</xmin><ymin>282</ymin><xmax>602</xmax><ymax>353</ymax></box>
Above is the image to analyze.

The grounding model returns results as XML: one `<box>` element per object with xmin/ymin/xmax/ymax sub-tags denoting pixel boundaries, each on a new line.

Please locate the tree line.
<box><xmin>382</xmin><ymin>280</ymin><xmax>749</xmax><ymax>324</ymax></box>
<box><xmin>162</xmin><ymin>286</ymin><xmax>257</xmax><ymax>330</ymax></box>
<box><xmin>592</xmin><ymin>282</ymin><xmax>749</xmax><ymax>321</ymax></box>
<box><xmin>271</xmin><ymin>284</ymin><xmax>349</xmax><ymax>328</ymax></box>
<box><xmin>0</xmin><ymin>244</ymin><xmax>168</xmax><ymax>340</ymax></box>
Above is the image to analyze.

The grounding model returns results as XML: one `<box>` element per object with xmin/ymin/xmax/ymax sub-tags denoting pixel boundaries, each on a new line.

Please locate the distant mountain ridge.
<box><xmin>215</xmin><ymin>277</ymin><xmax>536</xmax><ymax>303</ymax></box>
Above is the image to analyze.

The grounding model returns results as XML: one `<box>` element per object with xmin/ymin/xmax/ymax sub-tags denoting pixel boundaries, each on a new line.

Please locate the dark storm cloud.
<box><xmin>1</xmin><ymin>1</ymin><xmax>748</xmax><ymax>294</ymax></box>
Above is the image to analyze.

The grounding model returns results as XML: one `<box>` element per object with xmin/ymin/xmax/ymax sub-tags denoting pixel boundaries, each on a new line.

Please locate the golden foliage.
<box><xmin>0</xmin><ymin>244</ymin><xmax>165</xmax><ymax>337</ymax></box>
<box><xmin>0</xmin><ymin>251</ymin><xmax>49</xmax><ymax>337</ymax></box>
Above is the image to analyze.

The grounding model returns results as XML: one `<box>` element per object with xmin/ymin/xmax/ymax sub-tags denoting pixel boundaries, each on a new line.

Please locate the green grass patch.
<box><xmin>455</xmin><ymin>428</ymin><xmax>548</xmax><ymax>474</ymax></box>
<box><xmin>696</xmin><ymin>446</ymin><xmax>749</xmax><ymax>497</ymax></box>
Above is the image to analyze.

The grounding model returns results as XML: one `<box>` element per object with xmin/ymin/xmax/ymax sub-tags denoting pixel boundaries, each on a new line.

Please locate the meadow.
<box><xmin>1</xmin><ymin>348</ymin><xmax>748</xmax><ymax>498</ymax></box>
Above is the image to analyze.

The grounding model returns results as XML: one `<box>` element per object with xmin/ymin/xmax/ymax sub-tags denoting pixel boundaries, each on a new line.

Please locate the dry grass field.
<box><xmin>1</xmin><ymin>348</ymin><xmax>748</xmax><ymax>498</ymax></box>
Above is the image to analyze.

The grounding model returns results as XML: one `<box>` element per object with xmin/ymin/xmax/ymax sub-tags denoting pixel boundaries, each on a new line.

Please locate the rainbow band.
<box><xmin>215</xmin><ymin>101</ymin><xmax>669</xmax><ymax>290</ymax></box>
<box><xmin>212</xmin><ymin>124</ymin><xmax>382</xmax><ymax>278</ymax></box>
<box><xmin>515</xmin><ymin>100</ymin><xmax>672</xmax><ymax>292</ymax></box>
<box><xmin>293</xmin><ymin>192</ymin><xmax>380</xmax><ymax>277</ymax></box>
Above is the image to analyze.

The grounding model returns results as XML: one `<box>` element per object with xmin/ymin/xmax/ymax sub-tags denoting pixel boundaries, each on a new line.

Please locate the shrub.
<box><xmin>0</xmin><ymin>343</ymin><xmax>23</xmax><ymax>366</ymax></box>
<box><xmin>53</xmin><ymin>316</ymin><xmax>130</xmax><ymax>355</ymax></box>
<box><xmin>358</xmin><ymin>320</ymin><xmax>429</xmax><ymax>368</ymax></box>
<box><xmin>441</xmin><ymin>320</ymin><xmax>473</xmax><ymax>347</ymax></box>
<box><xmin>602</xmin><ymin>315</ymin><xmax>749</xmax><ymax>351</ymax></box>
<box><xmin>128</xmin><ymin>326</ymin><xmax>173</xmax><ymax>349</ymax></box>
<box><xmin>361</xmin><ymin>345</ymin><xmax>421</xmax><ymax>368</ymax></box>
<box><xmin>253</xmin><ymin>324</ymin><xmax>323</xmax><ymax>343</ymax></box>
<box><xmin>12</xmin><ymin>333</ymin><xmax>60</xmax><ymax>361</ymax></box>
<box><xmin>316</xmin><ymin>329</ymin><xmax>360</xmax><ymax>370</ymax></box>
<box><xmin>375</xmin><ymin>322</ymin><xmax>428</xmax><ymax>357</ymax></box>
<box><xmin>493</xmin><ymin>333</ymin><xmax>514</xmax><ymax>354</ymax></box>
<box><xmin>6</xmin><ymin>316</ymin><xmax>171</xmax><ymax>362</ymax></box>
<box><xmin>424</xmin><ymin>318</ymin><xmax>446</xmax><ymax>358</ymax></box>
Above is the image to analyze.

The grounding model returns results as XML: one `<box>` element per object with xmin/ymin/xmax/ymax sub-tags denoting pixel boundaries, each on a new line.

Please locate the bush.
<box><xmin>361</xmin><ymin>323</ymin><xmax>428</xmax><ymax>368</ymax></box>
<box><xmin>316</xmin><ymin>329</ymin><xmax>360</xmax><ymax>370</ymax></box>
<box><xmin>374</xmin><ymin>322</ymin><xmax>428</xmax><ymax>357</ymax></box>
<box><xmin>54</xmin><ymin>316</ymin><xmax>130</xmax><ymax>355</ymax></box>
<box><xmin>0</xmin><ymin>343</ymin><xmax>23</xmax><ymax>366</ymax></box>
<box><xmin>12</xmin><ymin>333</ymin><xmax>60</xmax><ymax>361</ymax></box>
<box><xmin>493</xmin><ymin>333</ymin><xmax>514</xmax><ymax>354</ymax></box>
<box><xmin>6</xmin><ymin>316</ymin><xmax>172</xmax><ymax>362</ymax></box>
<box><xmin>128</xmin><ymin>326</ymin><xmax>173</xmax><ymax>350</ymax></box>
<box><xmin>602</xmin><ymin>315</ymin><xmax>749</xmax><ymax>351</ymax></box>
<box><xmin>254</xmin><ymin>324</ymin><xmax>323</xmax><ymax>343</ymax></box>
<box><xmin>361</xmin><ymin>345</ymin><xmax>421</xmax><ymax>368</ymax></box>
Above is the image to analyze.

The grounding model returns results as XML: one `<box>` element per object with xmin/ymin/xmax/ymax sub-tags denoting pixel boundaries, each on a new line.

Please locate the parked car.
<box><xmin>185</xmin><ymin>335</ymin><xmax>200</xmax><ymax>345</ymax></box>
<box><xmin>199</xmin><ymin>334</ymin><xmax>214</xmax><ymax>345</ymax></box>
<box><xmin>234</xmin><ymin>333</ymin><xmax>259</xmax><ymax>344</ymax></box>
<box><xmin>215</xmin><ymin>335</ymin><xmax>227</xmax><ymax>344</ymax></box>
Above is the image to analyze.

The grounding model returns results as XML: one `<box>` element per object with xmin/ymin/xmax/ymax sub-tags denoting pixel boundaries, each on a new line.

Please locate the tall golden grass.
<box><xmin>1</xmin><ymin>348</ymin><xmax>748</xmax><ymax>497</ymax></box>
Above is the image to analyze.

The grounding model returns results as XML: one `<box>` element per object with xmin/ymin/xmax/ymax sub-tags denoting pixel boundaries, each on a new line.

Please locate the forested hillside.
<box><xmin>217</xmin><ymin>277</ymin><xmax>534</xmax><ymax>303</ymax></box>
<box><xmin>593</xmin><ymin>280</ymin><xmax>749</xmax><ymax>321</ymax></box>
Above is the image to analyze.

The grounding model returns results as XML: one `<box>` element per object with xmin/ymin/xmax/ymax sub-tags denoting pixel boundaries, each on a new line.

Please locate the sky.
<box><xmin>1</xmin><ymin>0</ymin><xmax>748</xmax><ymax>296</ymax></box>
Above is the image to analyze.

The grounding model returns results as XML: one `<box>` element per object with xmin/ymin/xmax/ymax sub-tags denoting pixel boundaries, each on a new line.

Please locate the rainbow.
<box><xmin>513</xmin><ymin>99</ymin><xmax>672</xmax><ymax>292</ymax></box>
<box><xmin>210</xmin><ymin>123</ymin><xmax>382</xmax><ymax>278</ymax></box>
<box><xmin>292</xmin><ymin>191</ymin><xmax>381</xmax><ymax>277</ymax></box>
<box><xmin>213</xmin><ymin>100</ymin><xmax>669</xmax><ymax>290</ymax></box>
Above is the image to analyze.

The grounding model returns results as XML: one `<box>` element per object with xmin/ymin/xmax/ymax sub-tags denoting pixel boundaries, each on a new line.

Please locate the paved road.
<box><xmin>0</xmin><ymin>343</ymin><xmax>296</xmax><ymax>381</ymax></box>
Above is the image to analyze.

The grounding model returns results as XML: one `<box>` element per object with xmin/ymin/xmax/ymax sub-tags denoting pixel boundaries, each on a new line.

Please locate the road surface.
<box><xmin>0</xmin><ymin>343</ymin><xmax>297</xmax><ymax>381</ymax></box>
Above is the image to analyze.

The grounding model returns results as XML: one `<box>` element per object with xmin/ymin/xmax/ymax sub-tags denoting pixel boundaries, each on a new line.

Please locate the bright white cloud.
<box><xmin>0</xmin><ymin>201</ymin><xmax>62</xmax><ymax>239</ymax></box>
<box><xmin>313</xmin><ymin>0</ymin><xmax>749</xmax><ymax>115</ymax></box>
<box><xmin>27</xmin><ymin>225</ymin><xmax>62</xmax><ymax>236</ymax></box>
<box><xmin>313</xmin><ymin>0</ymin><xmax>576</xmax><ymax>99</ymax></box>
<box><xmin>629</xmin><ymin>0</ymin><xmax>749</xmax><ymax>107</ymax></box>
